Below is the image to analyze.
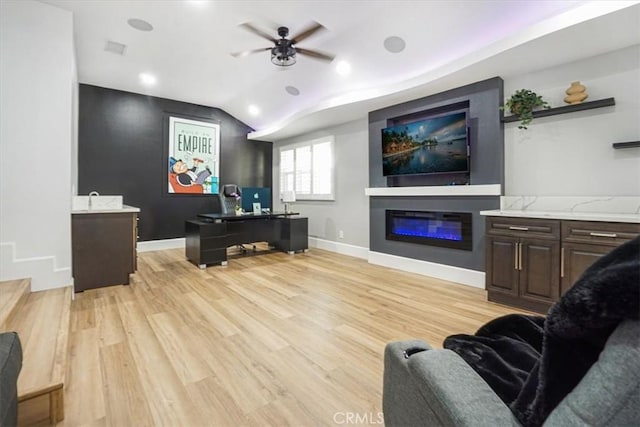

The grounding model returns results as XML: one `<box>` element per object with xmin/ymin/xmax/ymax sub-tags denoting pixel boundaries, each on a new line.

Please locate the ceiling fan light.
<box><xmin>271</xmin><ymin>51</ymin><xmax>296</xmax><ymax>66</ymax></box>
<box><xmin>271</xmin><ymin>42</ymin><xmax>296</xmax><ymax>66</ymax></box>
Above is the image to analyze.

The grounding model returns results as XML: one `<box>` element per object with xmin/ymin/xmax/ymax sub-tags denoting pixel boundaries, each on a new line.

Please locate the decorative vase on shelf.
<box><xmin>564</xmin><ymin>81</ymin><xmax>588</xmax><ymax>104</ymax></box>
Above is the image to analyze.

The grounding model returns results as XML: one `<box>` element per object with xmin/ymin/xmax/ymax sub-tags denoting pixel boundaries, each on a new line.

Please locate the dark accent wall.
<box><xmin>78</xmin><ymin>85</ymin><xmax>272</xmax><ymax>241</ymax></box>
<box><xmin>368</xmin><ymin>77</ymin><xmax>504</xmax><ymax>271</ymax></box>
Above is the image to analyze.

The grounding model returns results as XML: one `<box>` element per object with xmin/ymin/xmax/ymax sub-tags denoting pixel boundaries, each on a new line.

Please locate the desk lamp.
<box><xmin>281</xmin><ymin>190</ymin><xmax>296</xmax><ymax>213</ymax></box>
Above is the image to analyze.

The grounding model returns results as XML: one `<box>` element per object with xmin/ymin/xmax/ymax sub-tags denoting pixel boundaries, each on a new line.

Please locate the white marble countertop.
<box><xmin>72</xmin><ymin>205</ymin><xmax>140</xmax><ymax>214</ymax></box>
<box><xmin>480</xmin><ymin>209</ymin><xmax>640</xmax><ymax>223</ymax></box>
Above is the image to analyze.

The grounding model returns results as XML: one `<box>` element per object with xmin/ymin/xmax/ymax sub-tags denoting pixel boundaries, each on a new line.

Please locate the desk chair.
<box><xmin>218</xmin><ymin>184</ymin><xmax>256</xmax><ymax>253</ymax></box>
<box><xmin>219</xmin><ymin>184</ymin><xmax>241</xmax><ymax>214</ymax></box>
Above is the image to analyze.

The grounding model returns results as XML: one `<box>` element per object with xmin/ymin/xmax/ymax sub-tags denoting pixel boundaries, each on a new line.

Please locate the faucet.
<box><xmin>88</xmin><ymin>191</ymin><xmax>99</xmax><ymax>210</ymax></box>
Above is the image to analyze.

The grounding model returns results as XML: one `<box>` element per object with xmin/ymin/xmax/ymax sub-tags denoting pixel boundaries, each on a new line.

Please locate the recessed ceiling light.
<box><xmin>139</xmin><ymin>73</ymin><xmax>157</xmax><ymax>86</ymax></box>
<box><xmin>384</xmin><ymin>36</ymin><xmax>406</xmax><ymax>53</ymax></box>
<box><xmin>248</xmin><ymin>105</ymin><xmax>261</xmax><ymax>116</ymax></box>
<box><xmin>336</xmin><ymin>60</ymin><xmax>351</xmax><ymax>76</ymax></box>
<box><xmin>285</xmin><ymin>86</ymin><xmax>300</xmax><ymax>96</ymax></box>
<box><xmin>128</xmin><ymin>18</ymin><xmax>153</xmax><ymax>32</ymax></box>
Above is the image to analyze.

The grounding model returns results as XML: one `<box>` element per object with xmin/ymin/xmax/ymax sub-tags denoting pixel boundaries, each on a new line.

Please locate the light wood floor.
<box><xmin>40</xmin><ymin>247</ymin><xmax>525</xmax><ymax>426</ymax></box>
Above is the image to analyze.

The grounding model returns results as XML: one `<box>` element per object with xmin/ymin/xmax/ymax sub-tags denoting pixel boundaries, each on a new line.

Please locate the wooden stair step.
<box><xmin>8</xmin><ymin>285</ymin><xmax>72</xmax><ymax>424</ymax></box>
<box><xmin>0</xmin><ymin>278</ymin><xmax>31</xmax><ymax>331</ymax></box>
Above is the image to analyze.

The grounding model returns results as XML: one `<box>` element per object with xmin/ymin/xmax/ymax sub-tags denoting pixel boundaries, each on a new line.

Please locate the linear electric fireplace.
<box><xmin>386</xmin><ymin>210</ymin><xmax>473</xmax><ymax>251</ymax></box>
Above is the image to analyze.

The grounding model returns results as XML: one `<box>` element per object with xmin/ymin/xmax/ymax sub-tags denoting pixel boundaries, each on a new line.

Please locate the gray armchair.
<box><xmin>383</xmin><ymin>319</ymin><xmax>640</xmax><ymax>426</ymax></box>
<box><xmin>0</xmin><ymin>332</ymin><xmax>22</xmax><ymax>427</ymax></box>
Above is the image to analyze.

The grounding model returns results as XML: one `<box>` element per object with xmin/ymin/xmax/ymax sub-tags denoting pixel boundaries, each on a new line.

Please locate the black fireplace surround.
<box><xmin>386</xmin><ymin>210</ymin><xmax>473</xmax><ymax>251</ymax></box>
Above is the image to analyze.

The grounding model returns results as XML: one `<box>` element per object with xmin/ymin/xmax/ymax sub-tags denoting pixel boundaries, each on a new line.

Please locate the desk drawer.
<box><xmin>227</xmin><ymin>219</ymin><xmax>275</xmax><ymax>243</ymax></box>
<box><xmin>198</xmin><ymin>222</ymin><xmax>227</xmax><ymax>237</ymax></box>
<box><xmin>562</xmin><ymin>221</ymin><xmax>640</xmax><ymax>246</ymax></box>
<box><xmin>200</xmin><ymin>236</ymin><xmax>231</xmax><ymax>251</ymax></box>
<box><xmin>200</xmin><ymin>249</ymin><xmax>227</xmax><ymax>265</ymax></box>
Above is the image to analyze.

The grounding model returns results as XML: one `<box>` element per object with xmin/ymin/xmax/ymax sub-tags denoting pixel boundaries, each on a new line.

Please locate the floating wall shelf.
<box><xmin>364</xmin><ymin>184</ymin><xmax>501</xmax><ymax>197</ymax></box>
<box><xmin>502</xmin><ymin>97</ymin><xmax>616</xmax><ymax>123</ymax></box>
<box><xmin>612</xmin><ymin>141</ymin><xmax>640</xmax><ymax>149</ymax></box>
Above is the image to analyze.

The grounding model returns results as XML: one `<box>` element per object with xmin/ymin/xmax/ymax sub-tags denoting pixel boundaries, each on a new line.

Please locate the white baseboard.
<box><xmin>137</xmin><ymin>238</ymin><xmax>185</xmax><ymax>253</ymax></box>
<box><xmin>367</xmin><ymin>251</ymin><xmax>485</xmax><ymax>289</ymax></box>
<box><xmin>308</xmin><ymin>237</ymin><xmax>369</xmax><ymax>259</ymax></box>
<box><xmin>0</xmin><ymin>242</ymin><xmax>72</xmax><ymax>292</ymax></box>
<box><xmin>135</xmin><ymin>237</ymin><xmax>483</xmax><ymax>288</ymax></box>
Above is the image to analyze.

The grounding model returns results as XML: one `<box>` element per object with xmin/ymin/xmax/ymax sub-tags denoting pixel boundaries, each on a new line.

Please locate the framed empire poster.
<box><xmin>168</xmin><ymin>116</ymin><xmax>220</xmax><ymax>194</ymax></box>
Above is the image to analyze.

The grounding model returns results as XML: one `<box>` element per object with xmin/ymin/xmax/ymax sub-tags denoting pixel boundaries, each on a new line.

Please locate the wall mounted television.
<box><xmin>381</xmin><ymin>111</ymin><xmax>469</xmax><ymax>177</ymax></box>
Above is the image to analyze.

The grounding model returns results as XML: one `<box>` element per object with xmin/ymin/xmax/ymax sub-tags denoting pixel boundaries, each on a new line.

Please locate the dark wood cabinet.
<box><xmin>485</xmin><ymin>216</ymin><xmax>639</xmax><ymax>312</ymax></box>
<box><xmin>72</xmin><ymin>212</ymin><xmax>138</xmax><ymax>292</ymax></box>
<box><xmin>560</xmin><ymin>220</ymin><xmax>640</xmax><ymax>296</ymax></box>
<box><xmin>486</xmin><ymin>217</ymin><xmax>560</xmax><ymax>312</ymax></box>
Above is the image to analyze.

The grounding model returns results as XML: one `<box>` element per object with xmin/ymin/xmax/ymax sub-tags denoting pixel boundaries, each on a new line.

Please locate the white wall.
<box><xmin>504</xmin><ymin>45</ymin><xmax>640</xmax><ymax>196</ymax></box>
<box><xmin>0</xmin><ymin>0</ymin><xmax>76</xmax><ymax>291</ymax></box>
<box><xmin>273</xmin><ymin>119</ymin><xmax>370</xmax><ymax>252</ymax></box>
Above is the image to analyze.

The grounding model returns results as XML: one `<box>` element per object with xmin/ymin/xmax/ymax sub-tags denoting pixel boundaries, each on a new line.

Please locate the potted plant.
<box><xmin>502</xmin><ymin>89</ymin><xmax>551</xmax><ymax>129</ymax></box>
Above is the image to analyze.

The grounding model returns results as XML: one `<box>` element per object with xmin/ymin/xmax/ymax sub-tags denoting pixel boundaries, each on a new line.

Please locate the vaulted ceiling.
<box><xmin>42</xmin><ymin>1</ymin><xmax>640</xmax><ymax>140</ymax></box>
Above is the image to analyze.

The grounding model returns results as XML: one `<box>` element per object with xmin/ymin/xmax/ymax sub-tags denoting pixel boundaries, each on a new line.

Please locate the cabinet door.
<box><xmin>274</xmin><ymin>217</ymin><xmax>309</xmax><ymax>252</ymax></box>
<box><xmin>561</xmin><ymin>242</ymin><xmax>611</xmax><ymax>296</ymax></box>
<box><xmin>519</xmin><ymin>238</ymin><xmax>560</xmax><ymax>304</ymax></box>
<box><xmin>485</xmin><ymin>236</ymin><xmax>519</xmax><ymax>296</ymax></box>
<box><xmin>72</xmin><ymin>213</ymin><xmax>135</xmax><ymax>292</ymax></box>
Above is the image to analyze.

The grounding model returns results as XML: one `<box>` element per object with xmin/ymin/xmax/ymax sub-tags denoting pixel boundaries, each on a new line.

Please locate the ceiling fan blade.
<box><xmin>290</xmin><ymin>21</ymin><xmax>326</xmax><ymax>44</ymax></box>
<box><xmin>238</xmin><ymin>22</ymin><xmax>277</xmax><ymax>43</ymax></box>
<box><xmin>230</xmin><ymin>47</ymin><xmax>272</xmax><ymax>58</ymax></box>
<box><xmin>296</xmin><ymin>47</ymin><xmax>335</xmax><ymax>62</ymax></box>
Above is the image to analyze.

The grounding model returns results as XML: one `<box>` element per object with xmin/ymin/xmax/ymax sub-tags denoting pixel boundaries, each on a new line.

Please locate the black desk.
<box><xmin>185</xmin><ymin>212</ymin><xmax>308</xmax><ymax>268</ymax></box>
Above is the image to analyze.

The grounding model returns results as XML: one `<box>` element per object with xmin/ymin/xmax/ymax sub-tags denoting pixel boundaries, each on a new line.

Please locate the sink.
<box><xmin>72</xmin><ymin>195</ymin><xmax>123</xmax><ymax>211</ymax></box>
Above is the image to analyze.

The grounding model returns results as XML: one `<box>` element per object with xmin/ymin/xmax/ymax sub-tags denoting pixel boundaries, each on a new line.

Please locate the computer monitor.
<box><xmin>241</xmin><ymin>187</ymin><xmax>271</xmax><ymax>213</ymax></box>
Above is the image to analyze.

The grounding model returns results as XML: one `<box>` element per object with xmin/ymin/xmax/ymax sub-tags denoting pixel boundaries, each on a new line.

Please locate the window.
<box><xmin>279</xmin><ymin>136</ymin><xmax>335</xmax><ymax>200</ymax></box>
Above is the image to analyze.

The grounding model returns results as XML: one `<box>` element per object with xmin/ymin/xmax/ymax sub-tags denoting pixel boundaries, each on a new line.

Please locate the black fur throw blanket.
<box><xmin>444</xmin><ymin>235</ymin><xmax>639</xmax><ymax>426</ymax></box>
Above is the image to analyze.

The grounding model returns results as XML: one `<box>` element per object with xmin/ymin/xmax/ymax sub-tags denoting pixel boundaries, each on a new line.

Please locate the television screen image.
<box><xmin>381</xmin><ymin>111</ymin><xmax>469</xmax><ymax>177</ymax></box>
<box><xmin>241</xmin><ymin>187</ymin><xmax>271</xmax><ymax>213</ymax></box>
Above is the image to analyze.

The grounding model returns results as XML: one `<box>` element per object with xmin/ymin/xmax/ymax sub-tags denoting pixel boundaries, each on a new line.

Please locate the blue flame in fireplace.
<box><xmin>391</xmin><ymin>217</ymin><xmax>462</xmax><ymax>241</ymax></box>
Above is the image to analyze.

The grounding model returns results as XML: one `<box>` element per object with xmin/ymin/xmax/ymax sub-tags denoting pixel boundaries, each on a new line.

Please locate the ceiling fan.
<box><xmin>231</xmin><ymin>22</ymin><xmax>335</xmax><ymax>67</ymax></box>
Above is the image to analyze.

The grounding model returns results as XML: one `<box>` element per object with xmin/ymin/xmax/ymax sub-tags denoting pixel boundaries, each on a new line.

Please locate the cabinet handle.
<box><xmin>589</xmin><ymin>232</ymin><xmax>617</xmax><ymax>238</ymax></box>
<box><xmin>518</xmin><ymin>243</ymin><xmax>523</xmax><ymax>271</ymax></box>
<box><xmin>509</xmin><ymin>226</ymin><xmax>529</xmax><ymax>231</ymax></box>
<box><xmin>514</xmin><ymin>242</ymin><xmax>519</xmax><ymax>270</ymax></box>
<box><xmin>560</xmin><ymin>247</ymin><xmax>565</xmax><ymax>278</ymax></box>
